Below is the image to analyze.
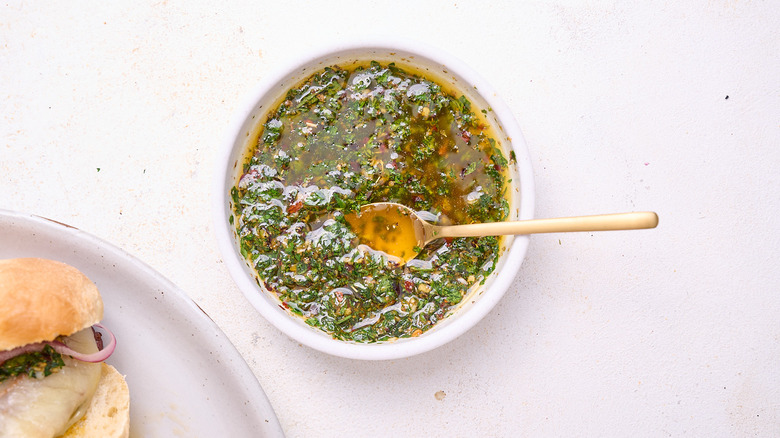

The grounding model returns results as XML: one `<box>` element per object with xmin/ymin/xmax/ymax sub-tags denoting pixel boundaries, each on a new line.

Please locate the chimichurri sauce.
<box><xmin>232</xmin><ymin>61</ymin><xmax>512</xmax><ymax>342</ymax></box>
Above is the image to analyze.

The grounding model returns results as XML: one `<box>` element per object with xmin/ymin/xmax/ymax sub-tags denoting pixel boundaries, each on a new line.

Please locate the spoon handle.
<box><xmin>436</xmin><ymin>212</ymin><xmax>659</xmax><ymax>238</ymax></box>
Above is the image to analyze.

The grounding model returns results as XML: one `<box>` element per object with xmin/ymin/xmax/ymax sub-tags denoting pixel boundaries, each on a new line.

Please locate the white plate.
<box><xmin>0</xmin><ymin>209</ymin><xmax>284</xmax><ymax>438</ymax></box>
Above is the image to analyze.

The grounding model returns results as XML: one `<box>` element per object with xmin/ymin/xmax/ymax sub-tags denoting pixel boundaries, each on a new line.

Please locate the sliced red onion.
<box><xmin>0</xmin><ymin>324</ymin><xmax>116</xmax><ymax>365</ymax></box>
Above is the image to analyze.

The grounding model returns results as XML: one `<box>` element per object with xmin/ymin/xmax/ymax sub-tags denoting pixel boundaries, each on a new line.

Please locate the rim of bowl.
<box><xmin>213</xmin><ymin>37</ymin><xmax>535</xmax><ymax>360</ymax></box>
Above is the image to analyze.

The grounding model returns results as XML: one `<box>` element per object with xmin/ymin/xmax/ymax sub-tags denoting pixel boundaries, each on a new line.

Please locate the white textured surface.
<box><xmin>2</xmin><ymin>1</ymin><xmax>778</xmax><ymax>437</ymax></box>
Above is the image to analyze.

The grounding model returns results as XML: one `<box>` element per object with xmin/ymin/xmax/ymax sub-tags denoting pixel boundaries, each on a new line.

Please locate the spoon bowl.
<box><xmin>346</xmin><ymin>202</ymin><xmax>659</xmax><ymax>264</ymax></box>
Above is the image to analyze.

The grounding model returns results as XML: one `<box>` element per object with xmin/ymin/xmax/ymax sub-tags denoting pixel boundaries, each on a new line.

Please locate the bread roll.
<box><xmin>0</xmin><ymin>258</ymin><xmax>129</xmax><ymax>438</ymax></box>
<box><xmin>0</xmin><ymin>258</ymin><xmax>103</xmax><ymax>351</ymax></box>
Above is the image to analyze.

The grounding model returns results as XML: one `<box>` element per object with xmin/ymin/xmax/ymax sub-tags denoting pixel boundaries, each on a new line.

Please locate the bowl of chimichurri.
<box><xmin>214</xmin><ymin>39</ymin><xmax>535</xmax><ymax>360</ymax></box>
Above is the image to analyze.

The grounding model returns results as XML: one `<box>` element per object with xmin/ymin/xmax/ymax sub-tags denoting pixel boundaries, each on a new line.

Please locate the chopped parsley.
<box><xmin>0</xmin><ymin>345</ymin><xmax>65</xmax><ymax>382</ymax></box>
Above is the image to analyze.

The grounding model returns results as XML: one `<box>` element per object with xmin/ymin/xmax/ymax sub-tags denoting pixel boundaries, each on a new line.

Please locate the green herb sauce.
<box><xmin>0</xmin><ymin>345</ymin><xmax>65</xmax><ymax>382</ymax></box>
<box><xmin>232</xmin><ymin>61</ymin><xmax>511</xmax><ymax>342</ymax></box>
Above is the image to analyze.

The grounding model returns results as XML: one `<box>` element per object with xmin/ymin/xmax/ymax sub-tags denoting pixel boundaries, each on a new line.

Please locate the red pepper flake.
<box><xmin>287</xmin><ymin>200</ymin><xmax>303</xmax><ymax>214</ymax></box>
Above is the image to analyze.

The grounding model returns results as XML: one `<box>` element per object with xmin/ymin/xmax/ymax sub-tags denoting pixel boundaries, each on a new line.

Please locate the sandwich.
<box><xmin>0</xmin><ymin>258</ymin><xmax>130</xmax><ymax>438</ymax></box>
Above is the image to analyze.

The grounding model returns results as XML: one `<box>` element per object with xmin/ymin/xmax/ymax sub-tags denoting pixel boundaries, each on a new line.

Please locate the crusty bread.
<box><xmin>0</xmin><ymin>258</ymin><xmax>103</xmax><ymax>351</ymax></box>
<box><xmin>60</xmin><ymin>363</ymin><xmax>130</xmax><ymax>438</ymax></box>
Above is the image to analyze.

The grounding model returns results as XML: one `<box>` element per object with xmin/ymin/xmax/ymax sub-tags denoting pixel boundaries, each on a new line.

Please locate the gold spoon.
<box><xmin>345</xmin><ymin>202</ymin><xmax>659</xmax><ymax>264</ymax></box>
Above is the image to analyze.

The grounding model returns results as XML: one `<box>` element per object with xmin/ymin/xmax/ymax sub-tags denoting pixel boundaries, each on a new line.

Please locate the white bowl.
<box><xmin>213</xmin><ymin>38</ymin><xmax>535</xmax><ymax>360</ymax></box>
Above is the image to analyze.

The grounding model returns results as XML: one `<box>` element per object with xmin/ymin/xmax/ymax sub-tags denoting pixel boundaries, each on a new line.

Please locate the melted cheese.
<box><xmin>0</xmin><ymin>328</ymin><xmax>101</xmax><ymax>438</ymax></box>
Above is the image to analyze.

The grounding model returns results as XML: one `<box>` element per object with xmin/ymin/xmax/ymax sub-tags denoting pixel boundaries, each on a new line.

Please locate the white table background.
<box><xmin>2</xmin><ymin>1</ymin><xmax>778</xmax><ymax>436</ymax></box>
